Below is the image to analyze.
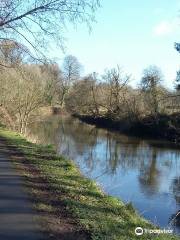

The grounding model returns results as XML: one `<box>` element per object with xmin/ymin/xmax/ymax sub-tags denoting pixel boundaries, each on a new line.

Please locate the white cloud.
<box><xmin>153</xmin><ymin>19</ymin><xmax>179</xmax><ymax>36</ymax></box>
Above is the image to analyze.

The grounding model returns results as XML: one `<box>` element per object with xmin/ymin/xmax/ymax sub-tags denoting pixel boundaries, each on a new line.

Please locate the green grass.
<box><xmin>0</xmin><ymin>127</ymin><xmax>178</xmax><ymax>240</ymax></box>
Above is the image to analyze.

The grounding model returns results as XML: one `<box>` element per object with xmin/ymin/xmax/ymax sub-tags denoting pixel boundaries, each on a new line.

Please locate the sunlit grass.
<box><xmin>0</xmin><ymin>127</ymin><xmax>178</xmax><ymax>240</ymax></box>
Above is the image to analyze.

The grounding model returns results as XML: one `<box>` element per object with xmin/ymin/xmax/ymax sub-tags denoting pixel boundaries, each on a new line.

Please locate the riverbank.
<box><xmin>75</xmin><ymin>113</ymin><xmax>180</xmax><ymax>144</ymax></box>
<box><xmin>0</xmin><ymin>127</ymin><xmax>178</xmax><ymax>240</ymax></box>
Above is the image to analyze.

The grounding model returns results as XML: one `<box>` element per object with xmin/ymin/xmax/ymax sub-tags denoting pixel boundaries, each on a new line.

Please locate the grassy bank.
<box><xmin>0</xmin><ymin>127</ymin><xmax>178</xmax><ymax>240</ymax></box>
<box><xmin>75</xmin><ymin>113</ymin><xmax>180</xmax><ymax>144</ymax></box>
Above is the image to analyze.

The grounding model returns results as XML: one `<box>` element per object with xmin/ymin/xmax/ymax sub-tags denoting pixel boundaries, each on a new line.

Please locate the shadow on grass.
<box><xmin>0</xmin><ymin>132</ymin><xmax>177</xmax><ymax>240</ymax></box>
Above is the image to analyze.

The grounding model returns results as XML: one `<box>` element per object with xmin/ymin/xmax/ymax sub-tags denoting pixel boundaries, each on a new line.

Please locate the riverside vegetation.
<box><xmin>1</xmin><ymin>48</ymin><xmax>180</xmax><ymax>142</ymax></box>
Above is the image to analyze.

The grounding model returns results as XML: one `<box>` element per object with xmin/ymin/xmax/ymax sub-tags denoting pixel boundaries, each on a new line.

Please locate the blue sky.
<box><xmin>51</xmin><ymin>0</ymin><xmax>180</xmax><ymax>88</ymax></box>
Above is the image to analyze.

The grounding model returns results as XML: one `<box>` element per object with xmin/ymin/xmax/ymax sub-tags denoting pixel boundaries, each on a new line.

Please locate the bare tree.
<box><xmin>140</xmin><ymin>65</ymin><xmax>163</xmax><ymax>117</ymax></box>
<box><xmin>102</xmin><ymin>66</ymin><xmax>131</xmax><ymax>118</ymax></box>
<box><xmin>0</xmin><ymin>39</ymin><xmax>32</xmax><ymax>67</ymax></box>
<box><xmin>40</xmin><ymin>63</ymin><xmax>62</xmax><ymax>105</ymax></box>
<box><xmin>63</xmin><ymin>55</ymin><xmax>82</xmax><ymax>83</ymax></box>
<box><xmin>15</xmin><ymin>66</ymin><xmax>46</xmax><ymax>134</ymax></box>
<box><xmin>82</xmin><ymin>73</ymin><xmax>100</xmax><ymax>116</ymax></box>
<box><xmin>59</xmin><ymin>55</ymin><xmax>82</xmax><ymax>107</ymax></box>
<box><xmin>65</xmin><ymin>78</ymin><xmax>96</xmax><ymax>115</ymax></box>
<box><xmin>0</xmin><ymin>62</ymin><xmax>53</xmax><ymax>134</ymax></box>
<box><xmin>65</xmin><ymin>66</ymin><xmax>134</xmax><ymax>119</ymax></box>
<box><xmin>0</xmin><ymin>0</ymin><xmax>100</xmax><ymax>61</ymax></box>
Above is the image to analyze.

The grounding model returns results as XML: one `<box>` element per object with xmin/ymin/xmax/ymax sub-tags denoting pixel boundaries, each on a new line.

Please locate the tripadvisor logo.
<box><xmin>135</xmin><ymin>227</ymin><xmax>173</xmax><ymax>236</ymax></box>
<box><xmin>135</xmin><ymin>227</ymin><xmax>144</xmax><ymax>236</ymax></box>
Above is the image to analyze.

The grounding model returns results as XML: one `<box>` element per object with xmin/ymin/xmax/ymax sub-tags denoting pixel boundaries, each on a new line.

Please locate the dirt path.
<box><xmin>0</xmin><ymin>141</ymin><xmax>44</xmax><ymax>240</ymax></box>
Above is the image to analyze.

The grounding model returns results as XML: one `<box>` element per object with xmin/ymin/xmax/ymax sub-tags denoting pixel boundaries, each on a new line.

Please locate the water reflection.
<box><xmin>139</xmin><ymin>149</ymin><xmax>160</xmax><ymax>196</ymax></box>
<box><xmin>171</xmin><ymin>177</ymin><xmax>180</xmax><ymax>204</ymax></box>
<box><xmin>28</xmin><ymin>115</ymin><xmax>180</xmax><ymax>234</ymax></box>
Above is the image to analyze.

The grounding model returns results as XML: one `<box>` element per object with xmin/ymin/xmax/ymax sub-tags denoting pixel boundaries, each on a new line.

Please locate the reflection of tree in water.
<box><xmin>169</xmin><ymin>210</ymin><xmax>180</xmax><ymax>231</ymax></box>
<box><xmin>27</xmin><ymin>115</ymin><xmax>62</xmax><ymax>147</ymax></box>
<box><xmin>171</xmin><ymin>177</ymin><xmax>180</xmax><ymax>204</ymax></box>
<box><xmin>169</xmin><ymin>177</ymin><xmax>180</xmax><ymax>231</ymax></box>
<box><xmin>106</xmin><ymin>132</ymin><xmax>118</xmax><ymax>173</ymax></box>
<box><xmin>58</xmin><ymin>117</ymin><xmax>163</xmax><ymax>176</ymax></box>
<box><xmin>64</xmin><ymin>117</ymin><xmax>98</xmax><ymax>150</ymax></box>
<box><xmin>28</xmin><ymin>115</ymin><xmax>175</xmax><ymax>182</ymax></box>
<box><xmin>138</xmin><ymin>149</ymin><xmax>160</xmax><ymax>196</ymax></box>
<box><xmin>29</xmin><ymin>115</ymin><xmax>146</xmax><ymax>172</ymax></box>
<box><xmin>58</xmin><ymin>118</ymin><xmax>146</xmax><ymax>174</ymax></box>
<box><xmin>58</xmin><ymin>117</ymin><xmax>99</xmax><ymax>170</ymax></box>
<box><xmin>105</xmin><ymin>131</ymin><xmax>143</xmax><ymax>174</ymax></box>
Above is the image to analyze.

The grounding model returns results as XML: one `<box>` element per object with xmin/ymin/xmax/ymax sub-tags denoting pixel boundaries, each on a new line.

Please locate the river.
<box><xmin>28</xmin><ymin>115</ymin><xmax>180</xmax><ymax>234</ymax></box>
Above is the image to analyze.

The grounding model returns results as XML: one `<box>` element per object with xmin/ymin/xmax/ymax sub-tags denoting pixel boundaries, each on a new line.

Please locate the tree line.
<box><xmin>0</xmin><ymin>40</ymin><xmax>180</xmax><ymax>137</ymax></box>
<box><xmin>0</xmin><ymin>42</ymin><xmax>84</xmax><ymax>134</ymax></box>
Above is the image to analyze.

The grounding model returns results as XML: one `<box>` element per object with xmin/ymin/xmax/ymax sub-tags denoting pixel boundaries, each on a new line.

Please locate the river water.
<box><xmin>28</xmin><ymin>115</ymin><xmax>180</xmax><ymax>234</ymax></box>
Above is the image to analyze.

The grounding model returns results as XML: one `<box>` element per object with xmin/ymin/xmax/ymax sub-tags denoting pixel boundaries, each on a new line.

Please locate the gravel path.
<box><xmin>0</xmin><ymin>142</ymin><xmax>44</xmax><ymax>240</ymax></box>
